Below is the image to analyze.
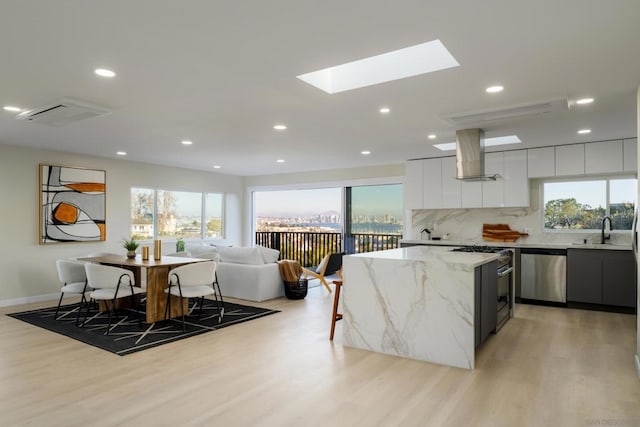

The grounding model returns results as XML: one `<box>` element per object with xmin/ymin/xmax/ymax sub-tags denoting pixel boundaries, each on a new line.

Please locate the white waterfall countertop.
<box><xmin>342</xmin><ymin>246</ymin><xmax>499</xmax><ymax>370</ymax></box>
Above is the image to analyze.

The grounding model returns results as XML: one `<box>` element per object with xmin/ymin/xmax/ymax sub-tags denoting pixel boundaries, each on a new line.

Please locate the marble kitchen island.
<box><xmin>342</xmin><ymin>245</ymin><xmax>499</xmax><ymax>370</ymax></box>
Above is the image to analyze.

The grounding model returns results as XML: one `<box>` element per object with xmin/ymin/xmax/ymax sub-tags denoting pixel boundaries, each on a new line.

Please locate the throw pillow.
<box><xmin>216</xmin><ymin>246</ymin><xmax>264</xmax><ymax>265</ymax></box>
<box><xmin>256</xmin><ymin>245</ymin><xmax>280</xmax><ymax>264</ymax></box>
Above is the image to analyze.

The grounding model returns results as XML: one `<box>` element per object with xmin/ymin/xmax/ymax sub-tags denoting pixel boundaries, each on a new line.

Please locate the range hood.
<box><xmin>455</xmin><ymin>128</ymin><xmax>499</xmax><ymax>181</ymax></box>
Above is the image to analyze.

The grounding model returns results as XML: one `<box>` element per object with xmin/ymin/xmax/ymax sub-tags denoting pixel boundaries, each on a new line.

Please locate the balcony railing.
<box><xmin>255</xmin><ymin>231</ymin><xmax>401</xmax><ymax>267</ymax></box>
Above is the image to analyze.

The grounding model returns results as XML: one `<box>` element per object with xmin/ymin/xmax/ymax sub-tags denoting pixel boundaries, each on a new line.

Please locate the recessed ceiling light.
<box><xmin>116</xmin><ymin>151</ymin><xmax>127</xmax><ymax>156</ymax></box>
<box><xmin>95</xmin><ymin>68</ymin><xmax>116</xmax><ymax>78</ymax></box>
<box><xmin>486</xmin><ymin>85</ymin><xmax>504</xmax><ymax>93</ymax></box>
<box><xmin>181</xmin><ymin>140</ymin><xmax>193</xmax><ymax>145</ymax></box>
<box><xmin>576</xmin><ymin>97</ymin><xmax>594</xmax><ymax>105</ymax></box>
<box><xmin>273</xmin><ymin>124</ymin><xmax>287</xmax><ymax>131</ymax></box>
<box><xmin>297</xmin><ymin>39</ymin><xmax>460</xmax><ymax>94</ymax></box>
<box><xmin>379</xmin><ymin>107</ymin><xmax>390</xmax><ymax>114</ymax></box>
<box><xmin>276</xmin><ymin>159</ymin><xmax>285</xmax><ymax>163</ymax></box>
<box><xmin>428</xmin><ymin>134</ymin><xmax>437</xmax><ymax>140</ymax></box>
<box><xmin>433</xmin><ymin>135</ymin><xmax>521</xmax><ymax>151</ymax></box>
<box><xmin>361</xmin><ymin>150</ymin><xmax>371</xmax><ymax>155</ymax></box>
<box><xmin>213</xmin><ymin>165</ymin><xmax>221</xmax><ymax>169</ymax></box>
<box><xmin>3</xmin><ymin>105</ymin><xmax>22</xmax><ymax>112</ymax></box>
<box><xmin>577</xmin><ymin>129</ymin><xmax>591</xmax><ymax>134</ymax></box>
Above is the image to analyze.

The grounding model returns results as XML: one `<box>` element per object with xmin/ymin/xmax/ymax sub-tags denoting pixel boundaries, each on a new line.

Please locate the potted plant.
<box><xmin>176</xmin><ymin>237</ymin><xmax>185</xmax><ymax>253</ymax></box>
<box><xmin>122</xmin><ymin>238</ymin><xmax>139</xmax><ymax>258</ymax></box>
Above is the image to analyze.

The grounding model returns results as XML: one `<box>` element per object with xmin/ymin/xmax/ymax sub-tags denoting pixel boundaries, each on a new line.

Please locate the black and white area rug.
<box><xmin>7</xmin><ymin>300</ymin><xmax>279</xmax><ymax>356</ymax></box>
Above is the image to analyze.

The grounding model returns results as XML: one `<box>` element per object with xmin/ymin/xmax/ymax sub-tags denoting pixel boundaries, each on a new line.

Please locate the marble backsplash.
<box><xmin>410</xmin><ymin>182</ymin><xmax>632</xmax><ymax>246</ymax></box>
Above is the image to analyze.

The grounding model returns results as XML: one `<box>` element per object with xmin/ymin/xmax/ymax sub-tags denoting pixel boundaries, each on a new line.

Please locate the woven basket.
<box><xmin>284</xmin><ymin>278</ymin><xmax>308</xmax><ymax>300</ymax></box>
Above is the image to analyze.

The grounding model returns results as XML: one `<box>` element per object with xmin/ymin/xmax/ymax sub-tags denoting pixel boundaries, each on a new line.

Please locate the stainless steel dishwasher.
<box><xmin>520</xmin><ymin>248</ymin><xmax>567</xmax><ymax>303</ymax></box>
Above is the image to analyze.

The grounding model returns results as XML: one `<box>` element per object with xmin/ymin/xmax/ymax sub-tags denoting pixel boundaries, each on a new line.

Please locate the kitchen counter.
<box><xmin>399</xmin><ymin>239</ymin><xmax>632</xmax><ymax>251</ymax></box>
<box><xmin>342</xmin><ymin>246</ymin><xmax>499</xmax><ymax>370</ymax></box>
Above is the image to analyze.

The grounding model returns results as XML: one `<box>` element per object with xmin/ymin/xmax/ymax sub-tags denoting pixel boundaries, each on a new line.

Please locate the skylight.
<box><xmin>297</xmin><ymin>39</ymin><xmax>459</xmax><ymax>94</ymax></box>
<box><xmin>433</xmin><ymin>135</ymin><xmax>522</xmax><ymax>151</ymax></box>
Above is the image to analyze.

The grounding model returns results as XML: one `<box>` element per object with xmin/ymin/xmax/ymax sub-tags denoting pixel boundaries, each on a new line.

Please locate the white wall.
<box><xmin>0</xmin><ymin>144</ymin><xmax>243</xmax><ymax>306</ymax></box>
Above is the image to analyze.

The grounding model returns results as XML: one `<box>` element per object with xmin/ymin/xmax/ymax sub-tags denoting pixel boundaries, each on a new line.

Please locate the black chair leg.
<box><xmin>105</xmin><ymin>299</ymin><xmax>115</xmax><ymax>335</ymax></box>
<box><xmin>81</xmin><ymin>298</ymin><xmax>94</xmax><ymax>327</ymax></box>
<box><xmin>75</xmin><ymin>295</ymin><xmax>86</xmax><ymax>326</ymax></box>
<box><xmin>180</xmin><ymin>297</ymin><xmax>186</xmax><ymax>332</ymax></box>
<box><xmin>130</xmin><ymin>292</ymin><xmax>142</xmax><ymax>326</ymax></box>
<box><xmin>54</xmin><ymin>292</ymin><xmax>65</xmax><ymax>320</ymax></box>
<box><xmin>198</xmin><ymin>297</ymin><xmax>205</xmax><ymax>318</ymax></box>
<box><xmin>164</xmin><ymin>290</ymin><xmax>171</xmax><ymax>321</ymax></box>
<box><xmin>214</xmin><ymin>282</ymin><xmax>225</xmax><ymax>322</ymax></box>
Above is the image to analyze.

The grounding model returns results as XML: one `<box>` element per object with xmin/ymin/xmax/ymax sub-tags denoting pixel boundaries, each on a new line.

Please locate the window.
<box><xmin>348</xmin><ymin>184</ymin><xmax>403</xmax><ymax>235</ymax></box>
<box><xmin>205</xmin><ymin>193</ymin><xmax>223</xmax><ymax>238</ymax></box>
<box><xmin>346</xmin><ymin>184</ymin><xmax>403</xmax><ymax>253</ymax></box>
<box><xmin>130</xmin><ymin>188</ymin><xmax>224</xmax><ymax>240</ymax></box>
<box><xmin>543</xmin><ymin>178</ymin><xmax>636</xmax><ymax>231</ymax></box>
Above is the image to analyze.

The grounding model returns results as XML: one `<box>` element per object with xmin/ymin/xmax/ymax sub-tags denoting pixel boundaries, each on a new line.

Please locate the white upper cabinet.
<box><xmin>482</xmin><ymin>152</ymin><xmax>505</xmax><ymax>207</ymax></box>
<box><xmin>441</xmin><ymin>156</ymin><xmax>461</xmax><ymax>208</ymax></box>
<box><xmin>404</xmin><ymin>160</ymin><xmax>423</xmax><ymax>210</ymax></box>
<box><xmin>527</xmin><ymin>147</ymin><xmax>555</xmax><ymax>178</ymax></box>
<box><xmin>422</xmin><ymin>158</ymin><xmax>442</xmax><ymax>209</ymax></box>
<box><xmin>503</xmin><ymin>150</ymin><xmax>529</xmax><ymax>207</ymax></box>
<box><xmin>585</xmin><ymin>140</ymin><xmax>623</xmax><ymax>174</ymax></box>
<box><xmin>461</xmin><ymin>181</ymin><xmax>483</xmax><ymax>208</ymax></box>
<box><xmin>555</xmin><ymin>144</ymin><xmax>585</xmax><ymax>176</ymax></box>
<box><xmin>623</xmin><ymin>138</ymin><xmax>637</xmax><ymax>172</ymax></box>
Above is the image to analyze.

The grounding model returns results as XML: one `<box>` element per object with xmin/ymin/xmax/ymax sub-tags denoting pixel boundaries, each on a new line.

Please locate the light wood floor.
<box><xmin>1</xmin><ymin>287</ymin><xmax>639</xmax><ymax>427</ymax></box>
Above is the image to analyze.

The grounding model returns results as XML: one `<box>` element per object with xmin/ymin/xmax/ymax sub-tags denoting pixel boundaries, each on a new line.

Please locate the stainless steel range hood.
<box><xmin>455</xmin><ymin>128</ymin><xmax>499</xmax><ymax>181</ymax></box>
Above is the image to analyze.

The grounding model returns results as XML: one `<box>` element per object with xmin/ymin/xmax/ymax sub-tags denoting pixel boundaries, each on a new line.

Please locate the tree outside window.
<box><xmin>130</xmin><ymin>188</ymin><xmax>224</xmax><ymax>240</ymax></box>
<box><xmin>543</xmin><ymin>179</ymin><xmax>636</xmax><ymax>230</ymax></box>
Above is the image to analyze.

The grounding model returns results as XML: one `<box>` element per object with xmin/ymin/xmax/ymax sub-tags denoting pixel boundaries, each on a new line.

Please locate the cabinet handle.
<box><xmin>498</xmin><ymin>267</ymin><xmax>513</xmax><ymax>278</ymax></box>
<box><xmin>633</xmin><ymin>208</ymin><xmax>638</xmax><ymax>258</ymax></box>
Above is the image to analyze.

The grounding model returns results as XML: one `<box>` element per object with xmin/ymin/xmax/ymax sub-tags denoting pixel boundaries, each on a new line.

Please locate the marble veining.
<box><xmin>343</xmin><ymin>246</ymin><xmax>494</xmax><ymax>369</ymax></box>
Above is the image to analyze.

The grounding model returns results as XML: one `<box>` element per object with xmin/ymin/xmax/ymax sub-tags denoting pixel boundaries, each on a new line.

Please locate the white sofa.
<box><xmin>184</xmin><ymin>244</ymin><xmax>284</xmax><ymax>302</ymax></box>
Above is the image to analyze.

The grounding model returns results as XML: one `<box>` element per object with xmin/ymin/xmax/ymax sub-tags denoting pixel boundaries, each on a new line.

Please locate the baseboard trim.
<box><xmin>0</xmin><ymin>293</ymin><xmax>59</xmax><ymax>308</ymax></box>
<box><xmin>635</xmin><ymin>354</ymin><xmax>640</xmax><ymax>380</ymax></box>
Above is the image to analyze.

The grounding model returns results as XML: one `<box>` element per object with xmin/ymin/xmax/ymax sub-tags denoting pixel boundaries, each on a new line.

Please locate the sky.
<box><xmin>254</xmin><ymin>184</ymin><xmax>403</xmax><ymax>217</ymax></box>
<box><xmin>254</xmin><ymin>188</ymin><xmax>341</xmax><ymax>217</ymax></box>
<box><xmin>543</xmin><ymin>178</ymin><xmax>636</xmax><ymax>208</ymax></box>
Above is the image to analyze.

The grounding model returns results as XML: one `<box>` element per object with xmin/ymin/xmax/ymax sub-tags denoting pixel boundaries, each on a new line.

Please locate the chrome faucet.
<box><xmin>601</xmin><ymin>216</ymin><xmax>613</xmax><ymax>244</ymax></box>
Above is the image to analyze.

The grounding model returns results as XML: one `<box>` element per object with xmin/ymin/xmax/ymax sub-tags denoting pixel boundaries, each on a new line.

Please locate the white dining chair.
<box><xmin>83</xmin><ymin>263</ymin><xmax>145</xmax><ymax>335</ymax></box>
<box><xmin>55</xmin><ymin>260</ymin><xmax>91</xmax><ymax>325</ymax></box>
<box><xmin>164</xmin><ymin>261</ymin><xmax>224</xmax><ymax>330</ymax></box>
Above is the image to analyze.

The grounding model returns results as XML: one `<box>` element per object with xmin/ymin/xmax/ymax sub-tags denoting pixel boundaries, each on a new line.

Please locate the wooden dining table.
<box><xmin>78</xmin><ymin>254</ymin><xmax>207</xmax><ymax>323</ymax></box>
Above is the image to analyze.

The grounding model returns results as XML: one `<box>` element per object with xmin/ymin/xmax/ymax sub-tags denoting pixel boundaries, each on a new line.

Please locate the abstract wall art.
<box><xmin>39</xmin><ymin>164</ymin><xmax>106</xmax><ymax>244</ymax></box>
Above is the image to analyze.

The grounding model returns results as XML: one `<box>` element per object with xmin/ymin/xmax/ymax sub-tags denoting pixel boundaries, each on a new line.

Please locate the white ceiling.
<box><xmin>1</xmin><ymin>0</ymin><xmax>639</xmax><ymax>176</ymax></box>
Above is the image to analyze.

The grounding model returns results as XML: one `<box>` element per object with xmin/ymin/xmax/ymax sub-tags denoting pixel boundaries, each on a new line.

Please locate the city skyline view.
<box><xmin>254</xmin><ymin>184</ymin><xmax>403</xmax><ymax>235</ymax></box>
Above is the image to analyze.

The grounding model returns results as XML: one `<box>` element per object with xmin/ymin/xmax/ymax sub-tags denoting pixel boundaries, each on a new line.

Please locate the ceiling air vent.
<box><xmin>16</xmin><ymin>98</ymin><xmax>110</xmax><ymax>127</ymax></box>
<box><xmin>441</xmin><ymin>97</ymin><xmax>569</xmax><ymax>127</ymax></box>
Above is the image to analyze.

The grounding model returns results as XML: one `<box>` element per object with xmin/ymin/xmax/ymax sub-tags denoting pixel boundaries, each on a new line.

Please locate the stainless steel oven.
<box><xmin>452</xmin><ymin>246</ymin><xmax>513</xmax><ymax>331</ymax></box>
<box><xmin>496</xmin><ymin>250</ymin><xmax>513</xmax><ymax>331</ymax></box>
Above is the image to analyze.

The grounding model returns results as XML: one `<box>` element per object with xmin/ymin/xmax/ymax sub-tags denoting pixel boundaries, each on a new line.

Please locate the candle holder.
<box><xmin>154</xmin><ymin>240</ymin><xmax>162</xmax><ymax>260</ymax></box>
<box><xmin>142</xmin><ymin>246</ymin><xmax>150</xmax><ymax>260</ymax></box>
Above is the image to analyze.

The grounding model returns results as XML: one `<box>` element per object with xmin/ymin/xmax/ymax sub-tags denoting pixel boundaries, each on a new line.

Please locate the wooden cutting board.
<box><xmin>482</xmin><ymin>223</ymin><xmax>528</xmax><ymax>242</ymax></box>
